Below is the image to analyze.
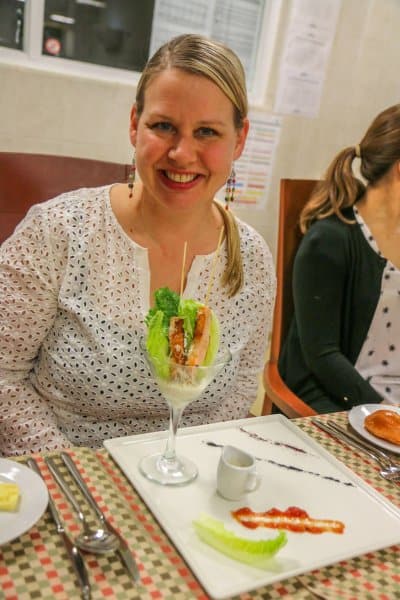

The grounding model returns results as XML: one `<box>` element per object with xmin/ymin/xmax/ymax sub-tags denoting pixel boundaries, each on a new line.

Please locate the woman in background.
<box><xmin>279</xmin><ymin>104</ymin><xmax>400</xmax><ymax>413</ymax></box>
<box><xmin>0</xmin><ymin>34</ymin><xmax>275</xmax><ymax>455</ymax></box>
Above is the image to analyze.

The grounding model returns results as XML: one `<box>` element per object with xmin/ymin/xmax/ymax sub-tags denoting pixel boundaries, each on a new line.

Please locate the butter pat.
<box><xmin>0</xmin><ymin>482</ymin><xmax>20</xmax><ymax>511</ymax></box>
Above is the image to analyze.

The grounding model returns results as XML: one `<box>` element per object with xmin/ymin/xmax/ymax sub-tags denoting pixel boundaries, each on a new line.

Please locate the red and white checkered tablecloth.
<box><xmin>1</xmin><ymin>411</ymin><xmax>399</xmax><ymax>599</ymax></box>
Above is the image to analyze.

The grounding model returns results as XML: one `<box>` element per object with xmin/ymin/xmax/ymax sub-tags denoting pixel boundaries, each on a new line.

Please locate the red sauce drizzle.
<box><xmin>232</xmin><ymin>506</ymin><xmax>345</xmax><ymax>534</ymax></box>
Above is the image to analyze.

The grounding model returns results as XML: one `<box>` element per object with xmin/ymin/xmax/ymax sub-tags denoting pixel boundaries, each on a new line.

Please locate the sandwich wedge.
<box><xmin>145</xmin><ymin>287</ymin><xmax>220</xmax><ymax>378</ymax></box>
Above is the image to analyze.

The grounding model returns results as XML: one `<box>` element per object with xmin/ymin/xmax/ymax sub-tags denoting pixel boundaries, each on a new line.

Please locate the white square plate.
<box><xmin>104</xmin><ymin>415</ymin><xmax>400</xmax><ymax>599</ymax></box>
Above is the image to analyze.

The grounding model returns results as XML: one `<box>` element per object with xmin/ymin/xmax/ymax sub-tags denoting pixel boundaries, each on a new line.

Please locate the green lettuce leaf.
<box><xmin>145</xmin><ymin>287</ymin><xmax>180</xmax><ymax>335</ymax></box>
<box><xmin>178</xmin><ymin>300</ymin><xmax>220</xmax><ymax>364</ymax></box>
<box><xmin>193</xmin><ymin>514</ymin><xmax>287</xmax><ymax>569</ymax></box>
<box><xmin>146</xmin><ymin>310</ymin><xmax>170</xmax><ymax>378</ymax></box>
<box><xmin>178</xmin><ymin>299</ymin><xmax>201</xmax><ymax>349</ymax></box>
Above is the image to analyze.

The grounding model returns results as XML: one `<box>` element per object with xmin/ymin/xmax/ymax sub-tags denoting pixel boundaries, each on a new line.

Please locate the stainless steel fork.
<box><xmin>312</xmin><ymin>419</ymin><xmax>400</xmax><ymax>484</ymax></box>
<box><xmin>327</xmin><ymin>420</ymin><xmax>400</xmax><ymax>468</ymax></box>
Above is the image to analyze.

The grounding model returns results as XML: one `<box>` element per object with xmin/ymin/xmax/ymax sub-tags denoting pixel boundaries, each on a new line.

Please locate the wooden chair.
<box><xmin>0</xmin><ymin>152</ymin><xmax>130</xmax><ymax>244</ymax></box>
<box><xmin>262</xmin><ymin>178</ymin><xmax>319</xmax><ymax>418</ymax></box>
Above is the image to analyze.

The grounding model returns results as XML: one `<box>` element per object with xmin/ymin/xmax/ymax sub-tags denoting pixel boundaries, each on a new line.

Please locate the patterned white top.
<box><xmin>0</xmin><ymin>186</ymin><xmax>275</xmax><ymax>456</ymax></box>
<box><xmin>354</xmin><ymin>206</ymin><xmax>400</xmax><ymax>403</ymax></box>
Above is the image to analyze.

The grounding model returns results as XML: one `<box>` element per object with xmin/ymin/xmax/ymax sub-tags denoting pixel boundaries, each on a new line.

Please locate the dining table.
<box><xmin>1</xmin><ymin>411</ymin><xmax>399</xmax><ymax>600</ymax></box>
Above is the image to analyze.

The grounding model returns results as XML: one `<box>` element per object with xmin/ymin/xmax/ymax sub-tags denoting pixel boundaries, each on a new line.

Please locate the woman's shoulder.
<box><xmin>2</xmin><ymin>186</ymin><xmax>112</xmax><ymax>258</ymax></box>
<box><xmin>234</xmin><ymin>218</ymin><xmax>275</xmax><ymax>303</ymax></box>
<box><xmin>16</xmin><ymin>185</ymin><xmax>110</xmax><ymax>237</ymax></box>
<box><xmin>27</xmin><ymin>185</ymin><xmax>109</xmax><ymax>219</ymax></box>
<box><xmin>304</xmin><ymin>209</ymin><xmax>357</xmax><ymax>244</ymax></box>
<box><xmin>298</xmin><ymin>208</ymin><xmax>375</xmax><ymax>268</ymax></box>
<box><xmin>239</xmin><ymin>220</ymin><xmax>274</xmax><ymax>275</ymax></box>
<box><xmin>236</xmin><ymin>217</ymin><xmax>273</xmax><ymax>261</ymax></box>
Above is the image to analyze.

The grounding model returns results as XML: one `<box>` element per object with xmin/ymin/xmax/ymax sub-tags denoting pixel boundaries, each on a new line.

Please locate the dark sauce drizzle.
<box><xmin>203</xmin><ymin>441</ymin><xmax>354</xmax><ymax>487</ymax></box>
<box><xmin>239</xmin><ymin>426</ymin><xmax>317</xmax><ymax>456</ymax></box>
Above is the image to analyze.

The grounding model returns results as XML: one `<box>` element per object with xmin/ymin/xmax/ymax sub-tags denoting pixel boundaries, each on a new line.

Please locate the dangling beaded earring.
<box><xmin>224</xmin><ymin>166</ymin><xmax>236</xmax><ymax>210</ymax></box>
<box><xmin>128</xmin><ymin>152</ymin><xmax>136</xmax><ymax>198</ymax></box>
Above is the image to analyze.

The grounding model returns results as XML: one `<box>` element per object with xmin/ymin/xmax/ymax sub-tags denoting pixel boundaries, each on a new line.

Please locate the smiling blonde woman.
<box><xmin>0</xmin><ymin>34</ymin><xmax>275</xmax><ymax>456</ymax></box>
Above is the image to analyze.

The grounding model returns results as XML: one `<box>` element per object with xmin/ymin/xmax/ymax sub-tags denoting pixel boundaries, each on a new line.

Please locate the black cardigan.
<box><xmin>279</xmin><ymin>208</ymin><xmax>386</xmax><ymax>413</ymax></box>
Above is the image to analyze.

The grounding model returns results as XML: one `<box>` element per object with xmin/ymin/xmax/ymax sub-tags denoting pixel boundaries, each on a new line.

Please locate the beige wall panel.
<box><xmin>1</xmin><ymin>0</ymin><xmax>399</xmax><ymax>260</ymax></box>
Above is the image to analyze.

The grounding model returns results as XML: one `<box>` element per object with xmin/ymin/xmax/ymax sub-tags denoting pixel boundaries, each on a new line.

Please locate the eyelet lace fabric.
<box><xmin>0</xmin><ymin>186</ymin><xmax>275</xmax><ymax>456</ymax></box>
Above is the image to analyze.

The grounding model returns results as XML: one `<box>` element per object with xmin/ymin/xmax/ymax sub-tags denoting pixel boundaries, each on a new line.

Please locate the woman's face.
<box><xmin>130</xmin><ymin>68</ymin><xmax>248</xmax><ymax>211</ymax></box>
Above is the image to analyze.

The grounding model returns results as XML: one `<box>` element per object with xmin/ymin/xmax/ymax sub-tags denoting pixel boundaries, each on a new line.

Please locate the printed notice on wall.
<box><xmin>274</xmin><ymin>0</ymin><xmax>342</xmax><ymax>118</ymax></box>
<box><xmin>216</xmin><ymin>111</ymin><xmax>281</xmax><ymax>210</ymax></box>
<box><xmin>149</xmin><ymin>0</ymin><xmax>265</xmax><ymax>88</ymax></box>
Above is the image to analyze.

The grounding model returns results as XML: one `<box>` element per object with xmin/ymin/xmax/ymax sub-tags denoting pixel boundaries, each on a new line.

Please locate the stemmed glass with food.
<box><xmin>140</xmin><ymin>235</ymin><xmax>231</xmax><ymax>486</ymax></box>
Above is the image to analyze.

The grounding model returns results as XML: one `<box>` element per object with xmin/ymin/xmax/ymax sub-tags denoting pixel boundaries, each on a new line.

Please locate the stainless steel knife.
<box><xmin>27</xmin><ymin>458</ymin><xmax>91</xmax><ymax>600</ymax></box>
<box><xmin>327</xmin><ymin>420</ymin><xmax>400</xmax><ymax>465</ymax></box>
<box><xmin>311</xmin><ymin>419</ymin><xmax>390</xmax><ymax>466</ymax></box>
<box><xmin>60</xmin><ymin>452</ymin><xmax>140</xmax><ymax>582</ymax></box>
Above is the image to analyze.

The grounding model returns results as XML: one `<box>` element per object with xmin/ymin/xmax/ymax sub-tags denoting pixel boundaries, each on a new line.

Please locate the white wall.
<box><xmin>246</xmin><ymin>0</ymin><xmax>400</xmax><ymax>257</ymax></box>
<box><xmin>0</xmin><ymin>64</ymin><xmax>134</xmax><ymax>162</ymax></box>
<box><xmin>1</xmin><ymin>0</ymin><xmax>399</xmax><ymax>259</ymax></box>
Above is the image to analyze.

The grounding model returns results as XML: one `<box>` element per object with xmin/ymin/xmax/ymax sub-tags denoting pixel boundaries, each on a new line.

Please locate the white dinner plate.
<box><xmin>104</xmin><ymin>415</ymin><xmax>400</xmax><ymax>599</ymax></box>
<box><xmin>0</xmin><ymin>458</ymin><xmax>48</xmax><ymax>545</ymax></box>
<box><xmin>348</xmin><ymin>404</ymin><xmax>400</xmax><ymax>454</ymax></box>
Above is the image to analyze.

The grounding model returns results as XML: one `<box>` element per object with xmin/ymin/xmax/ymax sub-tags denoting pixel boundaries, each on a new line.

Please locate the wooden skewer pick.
<box><xmin>180</xmin><ymin>241</ymin><xmax>188</xmax><ymax>300</ymax></box>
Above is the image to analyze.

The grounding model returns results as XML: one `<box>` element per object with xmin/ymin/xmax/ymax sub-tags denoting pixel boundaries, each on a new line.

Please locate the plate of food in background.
<box><xmin>348</xmin><ymin>404</ymin><xmax>400</xmax><ymax>454</ymax></box>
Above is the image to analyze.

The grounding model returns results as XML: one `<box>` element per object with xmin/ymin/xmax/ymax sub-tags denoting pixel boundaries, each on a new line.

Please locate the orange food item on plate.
<box><xmin>364</xmin><ymin>409</ymin><xmax>400</xmax><ymax>445</ymax></box>
<box><xmin>232</xmin><ymin>506</ymin><xmax>345</xmax><ymax>534</ymax></box>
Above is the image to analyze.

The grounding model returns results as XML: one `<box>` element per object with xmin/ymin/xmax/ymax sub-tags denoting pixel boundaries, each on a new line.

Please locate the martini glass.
<box><xmin>139</xmin><ymin>341</ymin><xmax>231</xmax><ymax>486</ymax></box>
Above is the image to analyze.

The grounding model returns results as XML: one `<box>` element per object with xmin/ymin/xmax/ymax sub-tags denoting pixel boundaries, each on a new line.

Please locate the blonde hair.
<box><xmin>135</xmin><ymin>34</ymin><xmax>248</xmax><ymax>296</ymax></box>
<box><xmin>300</xmin><ymin>104</ymin><xmax>400</xmax><ymax>233</ymax></box>
<box><xmin>214</xmin><ymin>201</ymin><xmax>243</xmax><ymax>297</ymax></box>
<box><xmin>136</xmin><ymin>34</ymin><xmax>248</xmax><ymax>128</ymax></box>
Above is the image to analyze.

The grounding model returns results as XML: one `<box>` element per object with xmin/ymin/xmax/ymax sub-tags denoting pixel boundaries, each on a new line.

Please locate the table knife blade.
<box><xmin>311</xmin><ymin>419</ymin><xmax>381</xmax><ymax>460</ymax></box>
<box><xmin>327</xmin><ymin>420</ymin><xmax>400</xmax><ymax>465</ymax></box>
<box><xmin>106</xmin><ymin>519</ymin><xmax>140</xmax><ymax>582</ymax></box>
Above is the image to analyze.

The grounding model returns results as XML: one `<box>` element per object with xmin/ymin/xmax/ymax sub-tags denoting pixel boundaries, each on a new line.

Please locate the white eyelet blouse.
<box><xmin>0</xmin><ymin>186</ymin><xmax>275</xmax><ymax>456</ymax></box>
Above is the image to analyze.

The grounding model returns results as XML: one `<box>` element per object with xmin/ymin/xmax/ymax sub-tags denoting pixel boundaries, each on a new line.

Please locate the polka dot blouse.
<box><xmin>0</xmin><ymin>186</ymin><xmax>275</xmax><ymax>456</ymax></box>
<box><xmin>354</xmin><ymin>206</ymin><xmax>400</xmax><ymax>403</ymax></box>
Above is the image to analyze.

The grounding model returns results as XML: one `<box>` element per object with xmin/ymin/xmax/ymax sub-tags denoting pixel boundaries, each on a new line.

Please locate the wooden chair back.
<box><xmin>262</xmin><ymin>178</ymin><xmax>319</xmax><ymax>418</ymax></box>
<box><xmin>0</xmin><ymin>152</ymin><xmax>130</xmax><ymax>244</ymax></box>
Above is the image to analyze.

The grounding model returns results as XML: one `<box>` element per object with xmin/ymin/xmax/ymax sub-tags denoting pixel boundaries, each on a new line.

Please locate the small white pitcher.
<box><xmin>217</xmin><ymin>445</ymin><xmax>260</xmax><ymax>500</ymax></box>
